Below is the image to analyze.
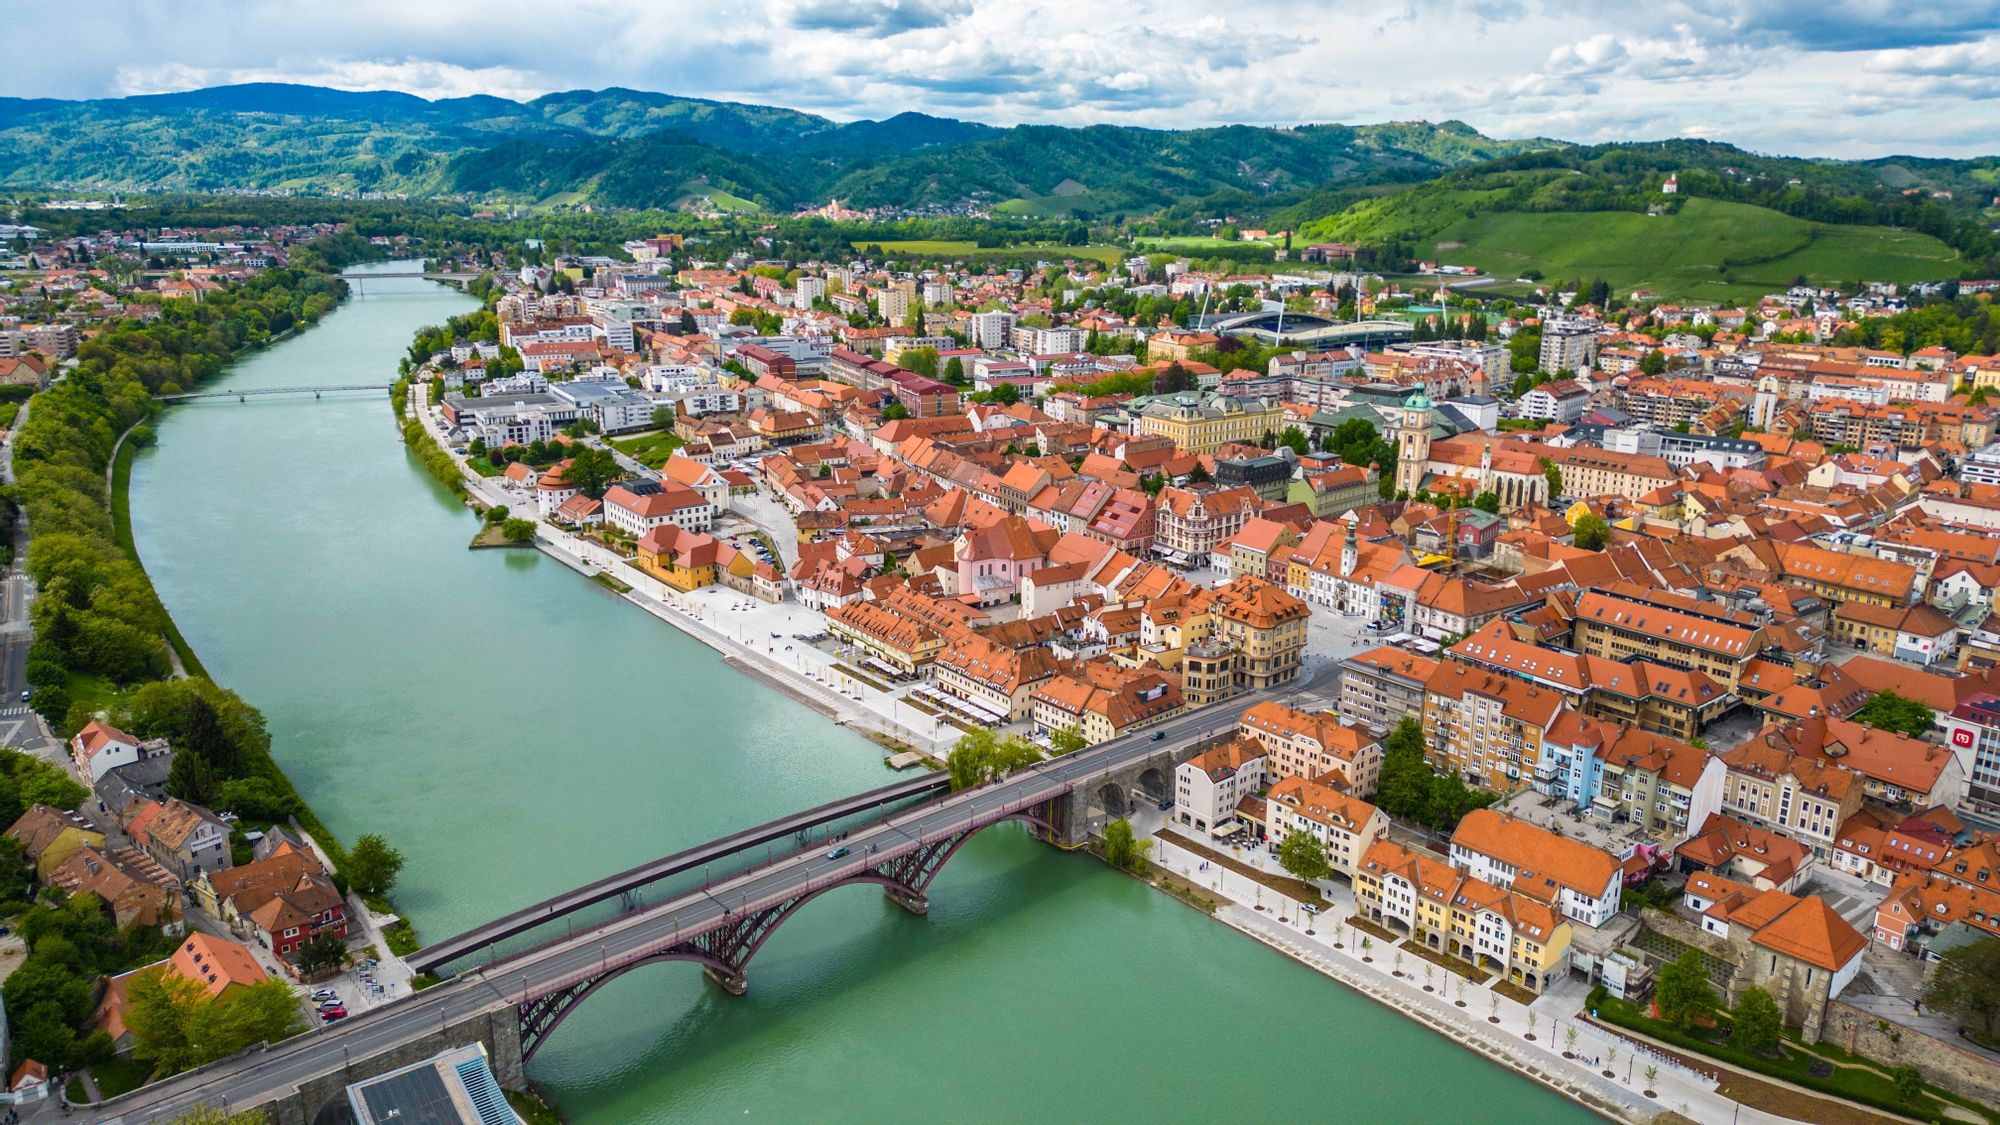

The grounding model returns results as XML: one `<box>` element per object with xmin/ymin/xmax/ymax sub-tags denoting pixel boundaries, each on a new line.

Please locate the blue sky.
<box><xmin>7</xmin><ymin>0</ymin><xmax>2000</xmax><ymax>158</ymax></box>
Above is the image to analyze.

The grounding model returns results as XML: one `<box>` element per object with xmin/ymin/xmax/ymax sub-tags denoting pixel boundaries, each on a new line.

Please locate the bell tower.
<box><xmin>1394</xmin><ymin>391</ymin><xmax>1433</xmax><ymax>496</ymax></box>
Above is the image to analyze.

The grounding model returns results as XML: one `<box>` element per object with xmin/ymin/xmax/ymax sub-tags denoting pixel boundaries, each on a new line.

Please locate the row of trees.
<box><xmin>6</xmin><ymin>255</ymin><xmax>409</xmax><ymax>1073</ymax></box>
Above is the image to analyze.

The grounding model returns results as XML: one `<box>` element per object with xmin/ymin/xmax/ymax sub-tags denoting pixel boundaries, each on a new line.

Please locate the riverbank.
<box><xmin>1143</xmin><ymin>833</ymin><xmax>1763</xmax><ymax>1124</ymax></box>
<box><xmin>395</xmin><ymin>374</ymin><xmax>1717</xmax><ymax>1122</ymax></box>
<box><xmin>401</xmin><ymin>382</ymin><xmax>960</xmax><ymax>759</ymax></box>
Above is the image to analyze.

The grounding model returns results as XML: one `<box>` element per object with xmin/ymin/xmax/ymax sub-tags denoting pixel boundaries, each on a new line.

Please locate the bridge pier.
<box><xmin>883</xmin><ymin>886</ymin><xmax>929</xmax><ymax>915</ymax></box>
<box><xmin>703</xmin><ymin>965</ymin><xmax>749</xmax><ymax>996</ymax></box>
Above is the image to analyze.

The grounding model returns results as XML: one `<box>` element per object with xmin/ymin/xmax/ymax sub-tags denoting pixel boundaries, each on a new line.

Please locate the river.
<box><xmin>126</xmin><ymin>262</ymin><xmax>1593</xmax><ymax>1122</ymax></box>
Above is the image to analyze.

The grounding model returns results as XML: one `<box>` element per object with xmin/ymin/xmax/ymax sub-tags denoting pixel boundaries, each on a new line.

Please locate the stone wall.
<box><xmin>1819</xmin><ymin>1000</ymin><xmax>2000</xmax><ymax>1106</ymax></box>
<box><xmin>262</xmin><ymin>1004</ymin><xmax>526</xmax><ymax>1125</ymax></box>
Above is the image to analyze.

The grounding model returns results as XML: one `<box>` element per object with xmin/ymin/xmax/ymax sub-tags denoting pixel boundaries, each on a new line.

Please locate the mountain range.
<box><xmin>0</xmin><ymin>83</ymin><xmax>1555</xmax><ymax>215</ymax></box>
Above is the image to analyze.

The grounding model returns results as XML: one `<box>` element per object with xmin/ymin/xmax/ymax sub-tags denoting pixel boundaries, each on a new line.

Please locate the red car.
<box><xmin>320</xmin><ymin>1006</ymin><xmax>348</xmax><ymax>1022</ymax></box>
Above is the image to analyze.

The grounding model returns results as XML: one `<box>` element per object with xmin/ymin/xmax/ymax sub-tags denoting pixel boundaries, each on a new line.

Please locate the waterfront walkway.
<box><xmin>1151</xmin><ymin>834</ymin><xmax>1805</xmax><ymax>1125</ymax></box>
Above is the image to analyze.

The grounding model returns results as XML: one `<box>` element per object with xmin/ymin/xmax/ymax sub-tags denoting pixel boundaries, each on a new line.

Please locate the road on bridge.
<box><xmin>98</xmin><ymin>663</ymin><xmax>1338</xmax><ymax>1120</ymax></box>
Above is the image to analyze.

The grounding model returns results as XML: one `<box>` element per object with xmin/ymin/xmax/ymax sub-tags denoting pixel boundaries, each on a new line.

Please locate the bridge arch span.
<box><xmin>517</xmin><ymin>811</ymin><xmax>1051</xmax><ymax>1062</ymax></box>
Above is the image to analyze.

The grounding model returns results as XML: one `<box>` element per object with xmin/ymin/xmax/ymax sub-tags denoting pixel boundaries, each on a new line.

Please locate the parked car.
<box><xmin>311</xmin><ymin>989</ymin><xmax>338</xmax><ymax>1001</ymax></box>
<box><xmin>320</xmin><ymin>1007</ymin><xmax>348</xmax><ymax>1022</ymax></box>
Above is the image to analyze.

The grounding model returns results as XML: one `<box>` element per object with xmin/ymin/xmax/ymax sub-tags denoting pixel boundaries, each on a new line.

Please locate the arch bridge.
<box><xmin>84</xmin><ymin>669</ymin><xmax>1318</xmax><ymax>1124</ymax></box>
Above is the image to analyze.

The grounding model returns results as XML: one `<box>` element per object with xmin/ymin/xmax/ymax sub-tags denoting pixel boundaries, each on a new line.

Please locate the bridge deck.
<box><xmin>94</xmin><ymin>668</ymin><xmax>1330</xmax><ymax>1121</ymax></box>
<box><xmin>408</xmin><ymin>771</ymin><xmax>950</xmax><ymax>974</ymax></box>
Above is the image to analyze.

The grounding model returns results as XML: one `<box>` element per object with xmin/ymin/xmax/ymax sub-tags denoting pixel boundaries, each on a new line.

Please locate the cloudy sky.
<box><xmin>7</xmin><ymin>0</ymin><xmax>2000</xmax><ymax>157</ymax></box>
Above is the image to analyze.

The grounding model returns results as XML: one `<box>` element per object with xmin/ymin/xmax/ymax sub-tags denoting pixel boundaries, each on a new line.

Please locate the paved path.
<box><xmin>1150</xmin><ymin>834</ymin><xmax>1804</xmax><ymax>1124</ymax></box>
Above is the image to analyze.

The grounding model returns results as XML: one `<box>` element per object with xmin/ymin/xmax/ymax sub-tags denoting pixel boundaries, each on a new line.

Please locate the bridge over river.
<box><xmin>95</xmin><ymin>667</ymin><xmax>1333</xmax><ymax>1123</ymax></box>
<box><xmin>154</xmin><ymin>384</ymin><xmax>394</xmax><ymax>403</ymax></box>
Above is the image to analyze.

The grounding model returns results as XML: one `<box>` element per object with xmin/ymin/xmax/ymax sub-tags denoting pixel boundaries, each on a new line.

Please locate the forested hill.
<box><xmin>0</xmin><ymin>83</ymin><xmax>1552</xmax><ymax>215</ymax></box>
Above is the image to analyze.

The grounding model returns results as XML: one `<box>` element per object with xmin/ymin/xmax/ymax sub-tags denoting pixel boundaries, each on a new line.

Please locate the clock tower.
<box><xmin>1394</xmin><ymin>391</ymin><xmax>1433</xmax><ymax>496</ymax></box>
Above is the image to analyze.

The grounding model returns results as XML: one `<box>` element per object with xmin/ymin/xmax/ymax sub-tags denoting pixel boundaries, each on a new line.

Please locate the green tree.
<box><xmin>1277</xmin><ymin>830</ymin><xmax>1332</xmax><ymax>883</ymax></box>
<box><xmin>500</xmin><ymin>518</ymin><xmax>537</xmax><ymax>543</ymax></box>
<box><xmin>1730</xmin><ymin>986</ymin><xmax>1783</xmax><ymax>1055</ymax></box>
<box><xmin>483</xmin><ymin>504</ymin><xmax>511</xmax><ymax>526</ymax></box>
<box><xmin>345</xmin><ymin>833</ymin><xmax>405</xmax><ymax>897</ymax></box>
<box><xmin>1472</xmin><ymin>491</ymin><xmax>1501</xmax><ymax>514</ymax></box>
<box><xmin>1104</xmin><ymin>818</ymin><xmax>1150</xmax><ymax>871</ymax></box>
<box><xmin>1572</xmin><ymin>512</ymin><xmax>1610</xmax><ymax>551</ymax></box>
<box><xmin>1850</xmin><ymin>690</ymin><xmax>1937</xmax><ymax>738</ymax></box>
<box><xmin>561</xmin><ymin>445</ymin><xmax>622</xmax><ymax>499</ymax></box>
<box><xmin>652</xmin><ymin>405</ymin><xmax>679</xmax><ymax>430</ymax></box>
<box><xmin>129</xmin><ymin>971</ymin><xmax>306</xmax><ymax>1075</ymax></box>
<box><xmin>1049</xmin><ymin>725</ymin><xmax>1088</xmax><ymax>756</ymax></box>
<box><xmin>1375</xmin><ymin>717</ymin><xmax>1431</xmax><ymax>821</ymax></box>
<box><xmin>1926</xmin><ymin>935</ymin><xmax>2000</xmax><ymax>1045</ymax></box>
<box><xmin>882</xmin><ymin>402</ymin><xmax>911</xmax><ymax>421</ymax></box>
<box><xmin>1276</xmin><ymin>426</ymin><xmax>1311</xmax><ymax>457</ymax></box>
<box><xmin>1891</xmin><ymin>1065</ymin><xmax>1923</xmax><ymax>1105</ymax></box>
<box><xmin>1541</xmin><ymin>457</ymin><xmax>1563</xmax><ymax>501</ymax></box>
<box><xmin>1654</xmin><ymin>949</ymin><xmax>1717</xmax><ymax>1030</ymax></box>
<box><xmin>293</xmin><ymin>931</ymin><xmax>349</xmax><ymax>976</ymax></box>
<box><xmin>166</xmin><ymin>750</ymin><xmax>217</xmax><ymax>806</ymax></box>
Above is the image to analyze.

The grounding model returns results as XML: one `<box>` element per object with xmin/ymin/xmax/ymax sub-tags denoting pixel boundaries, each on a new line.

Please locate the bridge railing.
<box><xmin>411</xmin><ymin>772</ymin><xmax>948</xmax><ymax>975</ymax></box>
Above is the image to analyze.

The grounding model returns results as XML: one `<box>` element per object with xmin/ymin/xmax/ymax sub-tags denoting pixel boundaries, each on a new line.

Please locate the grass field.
<box><xmin>1136</xmin><ymin>235</ymin><xmax>1278</xmax><ymax>252</ymax></box>
<box><xmin>1430</xmin><ymin>198</ymin><xmax>1958</xmax><ymax>303</ymax></box>
<box><xmin>853</xmin><ymin>240</ymin><xmax>1126</xmax><ymax>267</ymax></box>
<box><xmin>611</xmin><ymin>430</ymin><xmax>686</xmax><ymax>469</ymax></box>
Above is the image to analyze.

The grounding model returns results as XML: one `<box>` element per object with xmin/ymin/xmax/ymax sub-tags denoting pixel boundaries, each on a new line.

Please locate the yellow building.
<box><xmin>1133</xmin><ymin>393</ymin><xmax>1284</xmax><ymax>455</ymax></box>
<box><xmin>636</xmin><ymin>525</ymin><xmax>720</xmax><ymax>592</ymax></box>
<box><xmin>1354</xmin><ymin>839</ymin><xmax>1573</xmax><ymax>993</ymax></box>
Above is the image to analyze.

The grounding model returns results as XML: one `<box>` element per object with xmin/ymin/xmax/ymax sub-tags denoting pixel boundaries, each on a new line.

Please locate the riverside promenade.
<box><xmin>1149</xmin><ymin>834</ymin><xmax>1806</xmax><ymax>1125</ymax></box>
<box><xmin>408</xmin><ymin>386</ymin><xmax>957</xmax><ymax>757</ymax></box>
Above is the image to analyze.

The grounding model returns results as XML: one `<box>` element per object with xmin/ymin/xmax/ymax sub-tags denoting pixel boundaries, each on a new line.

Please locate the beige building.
<box><xmin>1210</xmin><ymin>577</ymin><xmax>1309</xmax><ymax>689</ymax></box>
<box><xmin>1265</xmin><ymin>778</ymin><xmax>1387</xmax><ymax>880</ymax></box>
<box><xmin>1134</xmin><ymin>393</ymin><xmax>1284</xmax><ymax>455</ymax></box>
<box><xmin>1422</xmin><ymin>662</ymin><xmax>1567</xmax><ymax>796</ymax></box>
<box><xmin>1238</xmin><ymin>701</ymin><xmax>1383</xmax><ymax>797</ymax></box>
<box><xmin>1571</xmin><ymin>590</ymin><xmax>1767</xmax><ymax>692</ymax></box>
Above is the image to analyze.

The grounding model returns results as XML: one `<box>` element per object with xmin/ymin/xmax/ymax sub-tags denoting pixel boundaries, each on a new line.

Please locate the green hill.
<box><xmin>0</xmin><ymin>84</ymin><xmax>1554</xmax><ymax>214</ymax></box>
<box><xmin>1433</xmin><ymin>198</ymin><xmax>1957</xmax><ymax>302</ymax></box>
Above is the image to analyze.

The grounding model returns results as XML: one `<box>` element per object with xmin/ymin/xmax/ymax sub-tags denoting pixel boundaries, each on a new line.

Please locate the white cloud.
<box><xmin>0</xmin><ymin>0</ymin><xmax>1993</xmax><ymax>157</ymax></box>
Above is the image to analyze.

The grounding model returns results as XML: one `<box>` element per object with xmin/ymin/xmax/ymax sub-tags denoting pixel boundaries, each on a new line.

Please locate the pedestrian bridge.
<box><xmin>154</xmin><ymin>383</ymin><xmax>396</xmax><ymax>402</ymax></box>
<box><xmin>91</xmin><ymin>669</ymin><xmax>1328</xmax><ymax>1123</ymax></box>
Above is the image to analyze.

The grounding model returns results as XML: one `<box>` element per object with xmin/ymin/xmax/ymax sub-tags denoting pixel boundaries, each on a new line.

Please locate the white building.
<box><xmin>1448</xmin><ymin>808</ymin><xmax>1624</xmax><ymax>929</ymax></box>
<box><xmin>967</xmin><ymin>311</ymin><xmax>1017</xmax><ymax>350</ymax></box>
<box><xmin>1173</xmin><ymin>742</ymin><xmax>1266</xmax><ymax>836</ymax></box>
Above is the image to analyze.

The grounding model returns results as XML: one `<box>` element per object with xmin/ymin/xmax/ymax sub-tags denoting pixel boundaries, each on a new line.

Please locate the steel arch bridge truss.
<box><xmin>517</xmin><ymin>810</ymin><xmax>1052</xmax><ymax>1062</ymax></box>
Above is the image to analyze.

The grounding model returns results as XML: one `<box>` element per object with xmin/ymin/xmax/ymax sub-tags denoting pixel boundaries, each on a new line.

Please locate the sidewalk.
<box><xmin>1149</xmin><ymin>833</ymin><xmax>1803</xmax><ymax>1124</ymax></box>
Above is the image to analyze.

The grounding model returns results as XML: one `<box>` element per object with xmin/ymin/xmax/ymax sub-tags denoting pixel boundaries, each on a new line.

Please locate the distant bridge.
<box><xmin>345</xmin><ymin>270</ymin><xmax>486</xmax><ymax>292</ymax></box>
<box><xmin>154</xmin><ymin>384</ymin><xmax>395</xmax><ymax>403</ymax></box>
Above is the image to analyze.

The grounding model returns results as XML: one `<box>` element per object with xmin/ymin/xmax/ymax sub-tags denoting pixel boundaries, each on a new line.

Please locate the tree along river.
<box><xmin>127</xmin><ymin>264</ymin><xmax>1593</xmax><ymax>1122</ymax></box>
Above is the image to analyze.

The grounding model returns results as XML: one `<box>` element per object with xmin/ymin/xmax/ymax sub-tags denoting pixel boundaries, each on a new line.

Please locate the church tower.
<box><xmin>1752</xmin><ymin>374</ymin><xmax>1780</xmax><ymax>430</ymax></box>
<box><xmin>1394</xmin><ymin>391</ymin><xmax>1433</xmax><ymax>496</ymax></box>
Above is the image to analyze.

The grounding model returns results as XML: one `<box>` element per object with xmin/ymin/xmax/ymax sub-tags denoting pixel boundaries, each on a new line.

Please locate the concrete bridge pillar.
<box><xmin>883</xmin><ymin>886</ymin><xmax>929</xmax><ymax>915</ymax></box>
<box><xmin>703</xmin><ymin>965</ymin><xmax>749</xmax><ymax>996</ymax></box>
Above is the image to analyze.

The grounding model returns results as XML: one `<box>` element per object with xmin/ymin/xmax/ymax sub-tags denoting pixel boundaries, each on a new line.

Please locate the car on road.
<box><xmin>18</xmin><ymin>689</ymin><xmax>27</xmax><ymax>702</ymax></box>
<box><xmin>826</xmin><ymin>845</ymin><xmax>850</xmax><ymax>860</ymax></box>
<box><xmin>1151</xmin><ymin>731</ymin><xmax>1166</xmax><ymax>741</ymax></box>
